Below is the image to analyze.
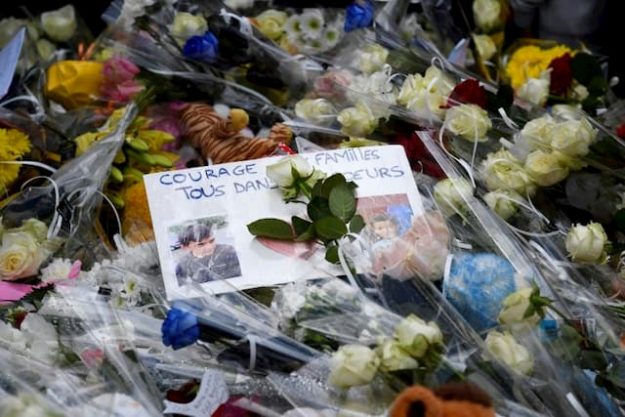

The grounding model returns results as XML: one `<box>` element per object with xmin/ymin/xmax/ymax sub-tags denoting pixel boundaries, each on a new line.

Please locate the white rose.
<box><xmin>377</xmin><ymin>340</ymin><xmax>419</xmax><ymax>372</ymax></box>
<box><xmin>404</xmin><ymin>89</ymin><xmax>448</xmax><ymax>120</ymax></box>
<box><xmin>337</xmin><ymin>102</ymin><xmax>378</xmax><ymax>137</ymax></box>
<box><xmin>473</xmin><ymin>0</ymin><xmax>502</xmax><ymax>32</ymax></box>
<box><xmin>485</xmin><ymin>331</ymin><xmax>534</xmax><ymax>375</ymax></box>
<box><xmin>433</xmin><ymin>178</ymin><xmax>474</xmax><ymax>217</ymax></box>
<box><xmin>36</xmin><ymin>39</ymin><xmax>56</xmax><ymax>60</ymax></box>
<box><xmin>473</xmin><ymin>34</ymin><xmax>497</xmax><ymax>61</ymax></box>
<box><xmin>13</xmin><ymin>218</ymin><xmax>49</xmax><ymax>243</ymax></box>
<box><xmin>398</xmin><ymin>74</ymin><xmax>426</xmax><ymax>106</ymax></box>
<box><xmin>329</xmin><ymin>345</ymin><xmax>380</xmax><ymax>388</ymax></box>
<box><xmin>546</xmin><ymin>118</ymin><xmax>597</xmax><ymax>158</ymax></box>
<box><xmin>224</xmin><ymin>0</ymin><xmax>255</xmax><ymax>9</ymax></box>
<box><xmin>551</xmin><ymin>104</ymin><xmax>583</xmax><ymax>121</ymax></box>
<box><xmin>483</xmin><ymin>190</ymin><xmax>522</xmax><ymax>220</ymax></box>
<box><xmin>517</xmin><ymin>72</ymin><xmax>550</xmax><ymax>107</ymax></box>
<box><xmin>0</xmin><ymin>232</ymin><xmax>47</xmax><ymax>281</ymax></box>
<box><xmin>255</xmin><ymin>10</ymin><xmax>288</xmax><ymax>41</ymax></box>
<box><xmin>267</xmin><ymin>156</ymin><xmax>314</xmax><ymax>187</ymax></box>
<box><xmin>295</xmin><ymin>99</ymin><xmax>336</xmax><ymax>125</ymax></box>
<box><xmin>565</xmin><ymin>222</ymin><xmax>609</xmax><ymax>264</ymax></box>
<box><xmin>524</xmin><ymin>150</ymin><xmax>569</xmax><ymax>187</ymax></box>
<box><xmin>170</xmin><ymin>12</ymin><xmax>208</xmax><ymax>45</ymax></box>
<box><xmin>394</xmin><ymin>314</ymin><xmax>443</xmax><ymax>358</ymax></box>
<box><xmin>41</xmin><ymin>5</ymin><xmax>77</xmax><ymax>42</ymax></box>
<box><xmin>480</xmin><ymin>149</ymin><xmax>536</xmax><ymax>195</ymax></box>
<box><xmin>572</xmin><ymin>83</ymin><xmax>589</xmax><ymax>101</ymax></box>
<box><xmin>423</xmin><ymin>66</ymin><xmax>455</xmax><ymax>97</ymax></box>
<box><xmin>445</xmin><ymin>103</ymin><xmax>492</xmax><ymax>142</ymax></box>
<box><xmin>520</xmin><ymin>115</ymin><xmax>556</xmax><ymax>149</ymax></box>
<box><xmin>498</xmin><ymin>287</ymin><xmax>542</xmax><ymax>327</ymax></box>
<box><xmin>354</xmin><ymin>44</ymin><xmax>389</xmax><ymax>75</ymax></box>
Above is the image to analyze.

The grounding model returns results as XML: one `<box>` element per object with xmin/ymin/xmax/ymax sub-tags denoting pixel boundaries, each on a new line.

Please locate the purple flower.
<box><xmin>183</xmin><ymin>31</ymin><xmax>219</xmax><ymax>63</ymax></box>
<box><xmin>344</xmin><ymin>1</ymin><xmax>374</xmax><ymax>32</ymax></box>
<box><xmin>162</xmin><ymin>307</ymin><xmax>200</xmax><ymax>350</ymax></box>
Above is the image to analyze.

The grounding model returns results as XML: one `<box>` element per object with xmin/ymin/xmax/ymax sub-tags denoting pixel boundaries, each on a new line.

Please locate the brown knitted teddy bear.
<box><xmin>390</xmin><ymin>383</ymin><xmax>496</xmax><ymax>417</ymax></box>
<box><xmin>180</xmin><ymin>103</ymin><xmax>292</xmax><ymax>164</ymax></box>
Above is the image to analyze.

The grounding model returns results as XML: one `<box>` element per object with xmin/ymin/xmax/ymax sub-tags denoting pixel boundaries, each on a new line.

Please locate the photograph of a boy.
<box><xmin>175</xmin><ymin>223</ymin><xmax>241</xmax><ymax>284</ymax></box>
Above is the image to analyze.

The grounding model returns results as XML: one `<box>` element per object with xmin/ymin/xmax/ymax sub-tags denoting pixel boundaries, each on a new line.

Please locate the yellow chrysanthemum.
<box><xmin>506</xmin><ymin>45</ymin><xmax>573</xmax><ymax>89</ymax></box>
<box><xmin>0</xmin><ymin>129</ymin><xmax>32</xmax><ymax>195</ymax></box>
<box><xmin>0</xmin><ymin>128</ymin><xmax>31</xmax><ymax>161</ymax></box>
<box><xmin>74</xmin><ymin>131</ymin><xmax>106</xmax><ymax>156</ymax></box>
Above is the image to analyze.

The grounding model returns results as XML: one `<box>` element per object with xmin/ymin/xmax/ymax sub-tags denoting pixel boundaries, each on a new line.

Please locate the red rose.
<box><xmin>548</xmin><ymin>53</ymin><xmax>573</xmax><ymax>96</ymax></box>
<box><xmin>446</xmin><ymin>79</ymin><xmax>488</xmax><ymax>109</ymax></box>
<box><xmin>617</xmin><ymin>123</ymin><xmax>625</xmax><ymax>139</ymax></box>
<box><xmin>393</xmin><ymin>132</ymin><xmax>446</xmax><ymax>178</ymax></box>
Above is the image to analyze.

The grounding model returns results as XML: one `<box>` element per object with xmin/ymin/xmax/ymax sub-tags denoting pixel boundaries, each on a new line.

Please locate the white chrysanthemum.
<box><xmin>40</xmin><ymin>258</ymin><xmax>73</xmax><ymax>283</ymax></box>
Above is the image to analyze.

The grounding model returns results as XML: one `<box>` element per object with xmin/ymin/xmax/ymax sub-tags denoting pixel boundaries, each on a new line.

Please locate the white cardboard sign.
<box><xmin>145</xmin><ymin>145</ymin><xmax>423</xmax><ymax>300</ymax></box>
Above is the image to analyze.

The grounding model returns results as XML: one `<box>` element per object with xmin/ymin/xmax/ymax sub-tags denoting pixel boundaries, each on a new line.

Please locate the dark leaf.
<box><xmin>295</xmin><ymin>224</ymin><xmax>316</xmax><ymax>242</ymax></box>
<box><xmin>325</xmin><ymin>245</ymin><xmax>340</xmax><ymax>264</ymax></box>
<box><xmin>292</xmin><ymin>216</ymin><xmax>312</xmax><ymax>235</ymax></box>
<box><xmin>307</xmin><ymin>197</ymin><xmax>331</xmax><ymax>221</ymax></box>
<box><xmin>247</xmin><ymin>218</ymin><xmax>293</xmax><ymax>240</ymax></box>
<box><xmin>329</xmin><ymin>185</ymin><xmax>357</xmax><ymax>222</ymax></box>
<box><xmin>315</xmin><ymin>216</ymin><xmax>348</xmax><ymax>240</ymax></box>
<box><xmin>349</xmin><ymin>215</ymin><xmax>366</xmax><ymax>234</ymax></box>
<box><xmin>571</xmin><ymin>53</ymin><xmax>602</xmax><ymax>86</ymax></box>
<box><xmin>319</xmin><ymin>174</ymin><xmax>347</xmax><ymax>198</ymax></box>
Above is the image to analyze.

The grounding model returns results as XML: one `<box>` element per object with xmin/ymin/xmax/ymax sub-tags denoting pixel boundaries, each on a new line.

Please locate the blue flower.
<box><xmin>183</xmin><ymin>31</ymin><xmax>219</xmax><ymax>63</ymax></box>
<box><xmin>443</xmin><ymin>253</ymin><xmax>517</xmax><ymax>331</ymax></box>
<box><xmin>344</xmin><ymin>1</ymin><xmax>374</xmax><ymax>32</ymax></box>
<box><xmin>162</xmin><ymin>307</ymin><xmax>200</xmax><ymax>350</ymax></box>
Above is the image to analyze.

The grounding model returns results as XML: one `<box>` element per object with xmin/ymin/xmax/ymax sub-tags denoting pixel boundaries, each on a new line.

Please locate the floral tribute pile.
<box><xmin>0</xmin><ymin>1</ymin><xmax>625</xmax><ymax>416</ymax></box>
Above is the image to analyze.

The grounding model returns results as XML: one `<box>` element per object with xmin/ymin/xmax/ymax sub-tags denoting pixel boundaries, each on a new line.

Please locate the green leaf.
<box><xmin>247</xmin><ymin>218</ymin><xmax>293</xmax><ymax>240</ymax></box>
<box><xmin>606</xmin><ymin>362</ymin><xmax>625</xmax><ymax>389</ymax></box>
<box><xmin>292</xmin><ymin>216</ymin><xmax>312</xmax><ymax>235</ymax></box>
<box><xmin>295</xmin><ymin>224</ymin><xmax>316</xmax><ymax>242</ymax></box>
<box><xmin>325</xmin><ymin>245</ymin><xmax>340</xmax><ymax>264</ymax></box>
<box><xmin>315</xmin><ymin>216</ymin><xmax>348</xmax><ymax>240</ymax></box>
<box><xmin>349</xmin><ymin>215</ymin><xmax>366</xmax><ymax>234</ymax></box>
<box><xmin>571</xmin><ymin>53</ymin><xmax>602</xmax><ymax>85</ymax></box>
<box><xmin>307</xmin><ymin>197</ymin><xmax>331</xmax><ymax>221</ymax></box>
<box><xmin>319</xmin><ymin>174</ymin><xmax>347</xmax><ymax>198</ymax></box>
<box><xmin>311</xmin><ymin>180</ymin><xmax>324</xmax><ymax>198</ymax></box>
<box><xmin>329</xmin><ymin>185</ymin><xmax>356</xmax><ymax>222</ymax></box>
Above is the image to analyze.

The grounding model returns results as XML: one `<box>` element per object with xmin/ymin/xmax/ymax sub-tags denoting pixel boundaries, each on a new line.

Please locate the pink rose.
<box><xmin>313</xmin><ymin>70</ymin><xmax>352</xmax><ymax>101</ymax></box>
<box><xmin>102</xmin><ymin>57</ymin><xmax>140</xmax><ymax>84</ymax></box>
<box><xmin>101</xmin><ymin>79</ymin><xmax>144</xmax><ymax>102</ymax></box>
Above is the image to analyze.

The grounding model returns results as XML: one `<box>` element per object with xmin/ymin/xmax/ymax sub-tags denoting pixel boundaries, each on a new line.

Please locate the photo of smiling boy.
<box><xmin>175</xmin><ymin>223</ymin><xmax>241</xmax><ymax>284</ymax></box>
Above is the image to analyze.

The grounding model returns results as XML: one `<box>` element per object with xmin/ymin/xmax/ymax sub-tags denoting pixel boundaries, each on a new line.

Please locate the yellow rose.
<box><xmin>445</xmin><ymin>103</ymin><xmax>492</xmax><ymax>142</ymax></box>
<box><xmin>0</xmin><ymin>232</ymin><xmax>46</xmax><ymax>281</ymax></box>
<box><xmin>255</xmin><ymin>10</ymin><xmax>288</xmax><ymax>40</ymax></box>
<box><xmin>46</xmin><ymin>60</ymin><xmax>104</xmax><ymax>109</ymax></box>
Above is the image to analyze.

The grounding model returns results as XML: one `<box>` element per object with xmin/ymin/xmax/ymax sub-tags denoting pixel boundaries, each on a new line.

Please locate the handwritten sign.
<box><xmin>145</xmin><ymin>145</ymin><xmax>423</xmax><ymax>299</ymax></box>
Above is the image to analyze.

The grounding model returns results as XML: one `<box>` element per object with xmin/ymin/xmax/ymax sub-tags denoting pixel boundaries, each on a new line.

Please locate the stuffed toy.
<box><xmin>180</xmin><ymin>103</ymin><xmax>292</xmax><ymax>164</ymax></box>
<box><xmin>390</xmin><ymin>383</ymin><xmax>496</xmax><ymax>417</ymax></box>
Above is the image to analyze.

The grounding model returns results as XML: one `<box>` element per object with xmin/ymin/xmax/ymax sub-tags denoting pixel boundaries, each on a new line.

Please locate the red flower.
<box><xmin>617</xmin><ymin>124</ymin><xmax>625</xmax><ymax>139</ymax></box>
<box><xmin>393</xmin><ymin>132</ymin><xmax>446</xmax><ymax>178</ymax></box>
<box><xmin>548</xmin><ymin>53</ymin><xmax>573</xmax><ymax>96</ymax></box>
<box><xmin>446</xmin><ymin>79</ymin><xmax>488</xmax><ymax>109</ymax></box>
